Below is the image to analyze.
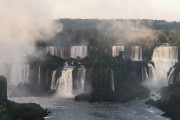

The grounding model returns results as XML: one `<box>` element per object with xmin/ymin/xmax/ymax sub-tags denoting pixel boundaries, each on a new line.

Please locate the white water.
<box><xmin>70</xmin><ymin>45</ymin><xmax>88</xmax><ymax>58</ymax></box>
<box><xmin>75</xmin><ymin>67</ymin><xmax>86</xmax><ymax>94</ymax></box>
<box><xmin>112</xmin><ymin>45</ymin><xmax>124</xmax><ymax>57</ymax></box>
<box><xmin>131</xmin><ymin>46</ymin><xmax>142</xmax><ymax>61</ymax></box>
<box><xmin>50</xmin><ymin>70</ymin><xmax>57</xmax><ymax>90</ymax></box>
<box><xmin>38</xmin><ymin>66</ymin><xmax>41</xmax><ymax>85</ymax></box>
<box><xmin>142</xmin><ymin>66</ymin><xmax>149</xmax><ymax>81</ymax></box>
<box><xmin>46</xmin><ymin>46</ymin><xmax>64</xmax><ymax>58</ymax></box>
<box><xmin>167</xmin><ymin>67</ymin><xmax>175</xmax><ymax>85</ymax></box>
<box><xmin>9</xmin><ymin>64</ymin><xmax>30</xmax><ymax>85</ymax></box>
<box><xmin>145</xmin><ymin>45</ymin><xmax>178</xmax><ymax>90</ymax></box>
<box><xmin>56</xmin><ymin>67</ymin><xmax>74</xmax><ymax>97</ymax></box>
<box><xmin>46</xmin><ymin>69</ymin><xmax>49</xmax><ymax>85</ymax></box>
<box><xmin>111</xmin><ymin>69</ymin><xmax>115</xmax><ymax>92</ymax></box>
<box><xmin>178</xmin><ymin>72</ymin><xmax>180</xmax><ymax>81</ymax></box>
<box><xmin>24</xmin><ymin>47</ymin><xmax>34</xmax><ymax>56</ymax></box>
<box><xmin>50</xmin><ymin>65</ymin><xmax>87</xmax><ymax>98</ymax></box>
<box><xmin>46</xmin><ymin>45</ymin><xmax>88</xmax><ymax>58</ymax></box>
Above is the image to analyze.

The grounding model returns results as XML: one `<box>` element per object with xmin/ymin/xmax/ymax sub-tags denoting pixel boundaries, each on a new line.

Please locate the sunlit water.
<box><xmin>10</xmin><ymin>97</ymin><xmax>169</xmax><ymax>120</ymax></box>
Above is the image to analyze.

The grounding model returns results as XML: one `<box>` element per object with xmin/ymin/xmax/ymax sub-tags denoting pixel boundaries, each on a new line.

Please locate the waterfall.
<box><xmin>56</xmin><ymin>67</ymin><xmax>74</xmax><ymax>97</ymax></box>
<box><xmin>46</xmin><ymin>46</ymin><xmax>64</xmax><ymax>58</ymax></box>
<box><xmin>112</xmin><ymin>45</ymin><xmax>124</xmax><ymax>57</ymax></box>
<box><xmin>24</xmin><ymin>47</ymin><xmax>34</xmax><ymax>56</ymax></box>
<box><xmin>147</xmin><ymin>63</ymin><xmax>155</xmax><ymax>80</ymax></box>
<box><xmin>10</xmin><ymin>65</ymin><xmax>23</xmax><ymax>85</ymax></box>
<box><xmin>75</xmin><ymin>67</ymin><xmax>86</xmax><ymax>94</ymax></box>
<box><xmin>70</xmin><ymin>45</ymin><xmax>88</xmax><ymax>58</ymax></box>
<box><xmin>23</xmin><ymin>65</ymin><xmax>29</xmax><ymax>82</ymax></box>
<box><xmin>46</xmin><ymin>69</ymin><xmax>49</xmax><ymax>85</ymax></box>
<box><xmin>111</xmin><ymin>69</ymin><xmax>115</xmax><ymax>92</ymax></box>
<box><xmin>0</xmin><ymin>63</ymin><xmax>9</xmax><ymax>82</ymax></box>
<box><xmin>50</xmin><ymin>70</ymin><xmax>57</xmax><ymax>90</ymax></box>
<box><xmin>10</xmin><ymin>64</ymin><xmax>30</xmax><ymax>85</ymax></box>
<box><xmin>131</xmin><ymin>46</ymin><xmax>142</xmax><ymax>61</ymax></box>
<box><xmin>46</xmin><ymin>46</ymin><xmax>55</xmax><ymax>55</ymax></box>
<box><xmin>51</xmin><ymin>65</ymin><xmax>87</xmax><ymax>97</ymax></box>
<box><xmin>168</xmin><ymin>67</ymin><xmax>175</xmax><ymax>85</ymax></box>
<box><xmin>142</xmin><ymin>66</ymin><xmax>149</xmax><ymax>81</ymax></box>
<box><xmin>38</xmin><ymin>66</ymin><xmax>41</xmax><ymax>85</ymax></box>
<box><xmin>46</xmin><ymin>45</ymin><xmax>88</xmax><ymax>58</ymax></box>
<box><xmin>178</xmin><ymin>72</ymin><xmax>180</xmax><ymax>81</ymax></box>
<box><xmin>146</xmin><ymin>45</ymin><xmax>178</xmax><ymax>90</ymax></box>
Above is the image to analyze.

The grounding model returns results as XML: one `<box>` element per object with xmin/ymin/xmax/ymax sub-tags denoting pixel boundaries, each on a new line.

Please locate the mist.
<box><xmin>97</xmin><ymin>20</ymin><xmax>157</xmax><ymax>44</ymax></box>
<box><xmin>0</xmin><ymin>0</ymin><xmax>62</xmax><ymax>86</ymax></box>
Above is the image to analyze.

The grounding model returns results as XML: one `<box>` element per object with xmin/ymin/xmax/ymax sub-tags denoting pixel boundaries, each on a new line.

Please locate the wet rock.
<box><xmin>0</xmin><ymin>76</ymin><xmax>7</xmax><ymax>102</ymax></box>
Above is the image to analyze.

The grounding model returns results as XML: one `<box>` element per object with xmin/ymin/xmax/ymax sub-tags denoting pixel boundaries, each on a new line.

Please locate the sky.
<box><xmin>2</xmin><ymin>0</ymin><xmax>180</xmax><ymax>21</ymax></box>
<box><xmin>50</xmin><ymin>0</ymin><xmax>180</xmax><ymax>21</ymax></box>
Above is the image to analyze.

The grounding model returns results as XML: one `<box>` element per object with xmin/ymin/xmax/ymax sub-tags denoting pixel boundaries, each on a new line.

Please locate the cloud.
<box><xmin>0</xmin><ymin>0</ymin><xmax>61</xmax><ymax>45</ymax></box>
<box><xmin>0</xmin><ymin>0</ymin><xmax>62</xmax><ymax>63</ymax></box>
<box><xmin>97</xmin><ymin>20</ymin><xmax>157</xmax><ymax>44</ymax></box>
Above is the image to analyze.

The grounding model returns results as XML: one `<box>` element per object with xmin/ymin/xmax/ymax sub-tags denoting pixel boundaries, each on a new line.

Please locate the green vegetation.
<box><xmin>0</xmin><ymin>105</ymin><xmax>10</xmax><ymax>120</ymax></box>
<box><xmin>76</xmin><ymin>53</ymin><xmax>149</xmax><ymax>102</ymax></box>
<box><xmin>0</xmin><ymin>76</ymin><xmax>47</xmax><ymax>120</ymax></box>
<box><xmin>0</xmin><ymin>101</ymin><xmax>47</xmax><ymax>120</ymax></box>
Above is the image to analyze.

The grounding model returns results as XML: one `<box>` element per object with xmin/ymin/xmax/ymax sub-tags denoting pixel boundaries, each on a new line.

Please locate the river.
<box><xmin>10</xmin><ymin>97</ymin><xmax>170</xmax><ymax>120</ymax></box>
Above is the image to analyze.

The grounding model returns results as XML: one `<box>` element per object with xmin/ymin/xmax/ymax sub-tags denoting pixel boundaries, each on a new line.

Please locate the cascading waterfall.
<box><xmin>38</xmin><ymin>66</ymin><xmax>41</xmax><ymax>85</ymax></box>
<box><xmin>23</xmin><ymin>65</ymin><xmax>29</xmax><ymax>82</ymax></box>
<box><xmin>56</xmin><ymin>67</ymin><xmax>74</xmax><ymax>97</ymax></box>
<box><xmin>24</xmin><ymin>47</ymin><xmax>34</xmax><ymax>56</ymax></box>
<box><xmin>46</xmin><ymin>69</ymin><xmax>49</xmax><ymax>85</ymax></box>
<box><xmin>147</xmin><ymin>63</ymin><xmax>155</xmax><ymax>80</ymax></box>
<box><xmin>111</xmin><ymin>69</ymin><xmax>115</xmax><ymax>92</ymax></box>
<box><xmin>178</xmin><ymin>72</ymin><xmax>180</xmax><ymax>81</ymax></box>
<box><xmin>70</xmin><ymin>45</ymin><xmax>88</xmax><ymax>58</ymax></box>
<box><xmin>131</xmin><ymin>46</ymin><xmax>142</xmax><ymax>61</ymax></box>
<box><xmin>50</xmin><ymin>70</ymin><xmax>57</xmax><ymax>90</ymax></box>
<box><xmin>75</xmin><ymin>67</ymin><xmax>86</xmax><ymax>94</ymax></box>
<box><xmin>168</xmin><ymin>67</ymin><xmax>175</xmax><ymax>85</ymax></box>
<box><xmin>112</xmin><ymin>45</ymin><xmax>124</xmax><ymax>57</ymax></box>
<box><xmin>145</xmin><ymin>45</ymin><xmax>178</xmax><ymax>90</ymax></box>
<box><xmin>142</xmin><ymin>66</ymin><xmax>149</xmax><ymax>81</ymax></box>
<box><xmin>46</xmin><ymin>46</ymin><xmax>64</xmax><ymax>58</ymax></box>
<box><xmin>0</xmin><ymin>62</ymin><xmax>30</xmax><ymax>96</ymax></box>
<box><xmin>46</xmin><ymin>45</ymin><xmax>88</xmax><ymax>58</ymax></box>
<box><xmin>50</xmin><ymin>64</ymin><xmax>87</xmax><ymax>97</ymax></box>
<box><xmin>10</xmin><ymin>64</ymin><xmax>30</xmax><ymax>85</ymax></box>
<box><xmin>0</xmin><ymin>63</ymin><xmax>8</xmax><ymax>80</ymax></box>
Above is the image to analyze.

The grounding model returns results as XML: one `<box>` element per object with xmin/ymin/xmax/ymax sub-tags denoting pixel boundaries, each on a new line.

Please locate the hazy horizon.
<box><xmin>1</xmin><ymin>0</ymin><xmax>180</xmax><ymax>22</ymax></box>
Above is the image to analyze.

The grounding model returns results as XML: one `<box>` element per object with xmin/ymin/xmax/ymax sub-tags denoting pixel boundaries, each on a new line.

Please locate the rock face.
<box><xmin>146</xmin><ymin>84</ymin><xmax>180</xmax><ymax>120</ymax></box>
<box><xmin>0</xmin><ymin>76</ymin><xmax>7</xmax><ymax>102</ymax></box>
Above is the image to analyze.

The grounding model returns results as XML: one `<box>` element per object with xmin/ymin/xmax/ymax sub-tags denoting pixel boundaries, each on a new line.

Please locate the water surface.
<box><xmin>11</xmin><ymin>97</ymin><xmax>170</xmax><ymax>120</ymax></box>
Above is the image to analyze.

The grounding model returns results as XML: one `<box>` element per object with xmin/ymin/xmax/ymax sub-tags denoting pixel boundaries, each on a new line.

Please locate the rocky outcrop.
<box><xmin>146</xmin><ymin>84</ymin><xmax>180</xmax><ymax>120</ymax></box>
<box><xmin>0</xmin><ymin>76</ymin><xmax>7</xmax><ymax>102</ymax></box>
